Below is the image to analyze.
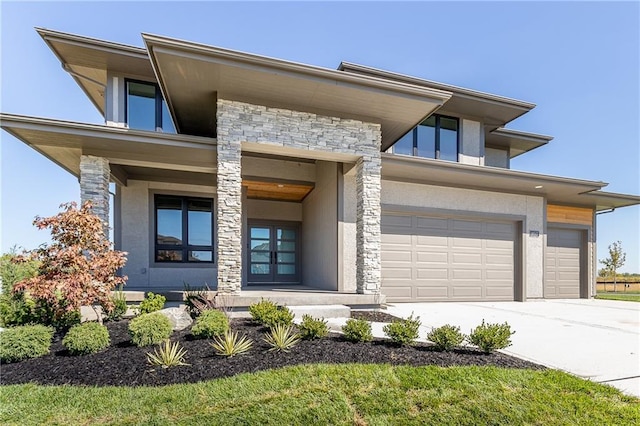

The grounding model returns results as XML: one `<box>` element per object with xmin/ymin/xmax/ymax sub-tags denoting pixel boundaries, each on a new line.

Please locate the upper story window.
<box><xmin>126</xmin><ymin>80</ymin><xmax>176</xmax><ymax>133</ymax></box>
<box><xmin>391</xmin><ymin>114</ymin><xmax>459</xmax><ymax>161</ymax></box>
<box><xmin>155</xmin><ymin>195</ymin><xmax>214</xmax><ymax>263</ymax></box>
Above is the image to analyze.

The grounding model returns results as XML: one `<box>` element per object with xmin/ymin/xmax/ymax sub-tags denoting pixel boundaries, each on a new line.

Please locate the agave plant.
<box><xmin>211</xmin><ymin>330</ymin><xmax>253</xmax><ymax>357</ymax></box>
<box><xmin>263</xmin><ymin>324</ymin><xmax>300</xmax><ymax>352</ymax></box>
<box><xmin>146</xmin><ymin>340</ymin><xmax>189</xmax><ymax>368</ymax></box>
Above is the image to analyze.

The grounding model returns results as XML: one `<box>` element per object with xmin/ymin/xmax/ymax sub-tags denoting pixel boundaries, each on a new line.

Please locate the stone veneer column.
<box><xmin>356</xmin><ymin>155</ymin><xmax>382</xmax><ymax>294</ymax></box>
<box><xmin>216</xmin><ymin>138</ymin><xmax>243</xmax><ymax>294</ymax></box>
<box><xmin>80</xmin><ymin>155</ymin><xmax>110</xmax><ymax>232</ymax></box>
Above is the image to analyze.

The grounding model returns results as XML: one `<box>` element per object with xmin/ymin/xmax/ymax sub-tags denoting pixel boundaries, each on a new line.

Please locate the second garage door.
<box><xmin>544</xmin><ymin>228</ymin><xmax>583</xmax><ymax>298</ymax></box>
<box><xmin>381</xmin><ymin>213</ymin><xmax>517</xmax><ymax>302</ymax></box>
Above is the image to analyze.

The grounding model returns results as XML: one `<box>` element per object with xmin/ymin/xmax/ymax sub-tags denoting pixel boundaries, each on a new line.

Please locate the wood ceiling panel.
<box><xmin>243</xmin><ymin>179</ymin><xmax>313</xmax><ymax>202</ymax></box>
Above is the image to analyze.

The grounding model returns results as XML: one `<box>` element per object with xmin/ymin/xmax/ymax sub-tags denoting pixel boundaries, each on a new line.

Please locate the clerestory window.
<box><xmin>391</xmin><ymin>114</ymin><xmax>459</xmax><ymax>161</ymax></box>
<box><xmin>126</xmin><ymin>80</ymin><xmax>176</xmax><ymax>133</ymax></box>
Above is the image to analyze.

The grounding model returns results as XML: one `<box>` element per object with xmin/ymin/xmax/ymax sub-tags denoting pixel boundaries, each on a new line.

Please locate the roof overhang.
<box><xmin>142</xmin><ymin>33</ymin><xmax>452</xmax><ymax>145</ymax></box>
<box><xmin>339</xmin><ymin>62</ymin><xmax>535</xmax><ymax>131</ymax></box>
<box><xmin>486</xmin><ymin>127</ymin><xmax>553</xmax><ymax>158</ymax></box>
<box><xmin>37</xmin><ymin>28</ymin><xmax>155</xmax><ymax>117</ymax></box>
<box><xmin>380</xmin><ymin>153</ymin><xmax>639</xmax><ymax>211</ymax></box>
<box><xmin>0</xmin><ymin>113</ymin><xmax>217</xmax><ymax>186</ymax></box>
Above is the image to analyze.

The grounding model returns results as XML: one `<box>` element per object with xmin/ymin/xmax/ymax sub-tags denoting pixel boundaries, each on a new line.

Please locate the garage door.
<box><xmin>545</xmin><ymin>228</ymin><xmax>582</xmax><ymax>298</ymax></box>
<box><xmin>381</xmin><ymin>213</ymin><xmax>516</xmax><ymax>302</ymax></box>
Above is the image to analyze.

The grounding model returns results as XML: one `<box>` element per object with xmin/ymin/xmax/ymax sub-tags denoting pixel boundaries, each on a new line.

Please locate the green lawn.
<box><xmin>1</xmin><ymin>364</ymin><xmax>638</xmax><ymax>425</ymax></box>
<box><xmin>596</xmin><ymin>293</ymin><xmax>640</xmax><ymax>302</ymax></box>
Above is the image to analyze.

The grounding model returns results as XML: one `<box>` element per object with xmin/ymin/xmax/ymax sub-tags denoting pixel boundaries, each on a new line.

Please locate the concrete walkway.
<box><xmin>385</xmin><ymin>299</ymin><xmax>640</xmax><ymax>397</ymax></box>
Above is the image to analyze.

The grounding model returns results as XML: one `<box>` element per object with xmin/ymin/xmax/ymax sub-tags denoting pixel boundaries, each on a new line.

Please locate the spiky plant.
<box><xmin>263</xmin><ymin>324</ymin><xmax>300</xmax><ymax>352</ymax></box>
<box><xmin>211</xmin><ymin>330</ymin><xmax>253</xmax><ymax>357</ymax></box>
<box><xmin>146</xmin><ymin>339</ymin><xmax>189</xmax><ymax>368</ymax></box>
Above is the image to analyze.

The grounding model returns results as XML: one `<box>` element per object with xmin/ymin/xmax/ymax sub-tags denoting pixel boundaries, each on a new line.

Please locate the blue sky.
<box><xmin>1</xmin><ymin>1</ymin><xmax>638</xmax><ymax>272</ymax></box>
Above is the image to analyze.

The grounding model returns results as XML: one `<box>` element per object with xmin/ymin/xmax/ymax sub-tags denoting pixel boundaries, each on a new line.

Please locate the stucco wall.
<box><xmin>120</xmin><ymin>180</ymin><xmax>217</xmax><ymax>290</ymax></box>
<box><xmin>302</xmin><ymin>161</ymin><xmax>338</xmax><ymax>290</ymax></box>
<box><xmin>340</xmin><ymin>167</ymin><xmax>358</xmax><ymax>293</ymax></box>
<box><xmin>246</xmin><ymin>199</ymin><xmax>302</xmax><ymax>222</ymax></box>
<box><xmin>380</xmin><ymin>180</ymin><xmax>545</xmax><ymax>299</ymax></box>
<box><xmin>459</xmin><ymin>119</ymin><xmax>483</xmax><ymax>165</ymax></box>
<box><xmin>485</xmin><ymin>147</ymin><xmax>509</xmax><ymax>168</ymax></box>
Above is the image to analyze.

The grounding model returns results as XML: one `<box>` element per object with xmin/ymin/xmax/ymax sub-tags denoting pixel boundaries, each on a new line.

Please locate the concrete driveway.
<box><xmin>385</xmin><ymin>299</ymin><xmax>640</xmax><ymax>397</ymax></box>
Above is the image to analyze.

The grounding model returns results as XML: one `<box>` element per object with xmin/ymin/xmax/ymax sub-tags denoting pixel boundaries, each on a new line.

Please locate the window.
<box><xmin>155</xmin><ymin>195</ymin><xmax>213</xmax><ymax>263</ymax></box>
<box><xmin>390</xmin><ymin>114</ymin><xmax>459</xmax><ymax>161</ymax></box>
<box><xmin>126</xmin><ymin>80</ymin><xmax>176</xmax><ymax>133</ymax></box>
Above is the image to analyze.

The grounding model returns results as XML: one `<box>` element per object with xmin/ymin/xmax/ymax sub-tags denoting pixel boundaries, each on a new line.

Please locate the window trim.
<box><xmin>154</xmin><ymin>194</ymin><xmax>215</xmax><ymax>264</ymax></box>
<box><xmin>125</xmin><ymin>78</ymin><xmax>173</xmax><ymax>132</ymax></box>
<box><xmin>393</xmin><ymin>114</ymin><xmax>459</xmax><ymax>161</ymax></box>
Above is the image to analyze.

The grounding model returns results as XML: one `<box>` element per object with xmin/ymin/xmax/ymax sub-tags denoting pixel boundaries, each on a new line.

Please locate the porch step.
<box><xmin>289</xmin><ymin>305</ymin><xmax>351</xmax><ymax>319</ymax></box>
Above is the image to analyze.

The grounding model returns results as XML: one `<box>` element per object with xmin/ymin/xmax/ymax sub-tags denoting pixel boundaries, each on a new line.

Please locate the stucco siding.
<box><xmin>381</xmin><ymin>180</ymin><xmax>545</xmax><ymax>299</ymax></box>
<box><xmin>485</xmin><ymin>147</ymin><xmax>509</xmax><ymax>168</ymax></box>
<box><xmin>119</xmin><ymin>180</ymin><xmax>217</xmax><ymax>290</ymax></box>
<box><xmin>302</xmin><ymin>161</ymin><xmax>338</xmax><ymax>290</ymax></box>
<box><xmin>459</xmin><ymin>119</ymin><xmax>483</xmax><ymax>165</ymax></box>
<box><xmin>246</xmin><ymin>199</ymin><xmax>302</xmax><ymax>222</ymax></box>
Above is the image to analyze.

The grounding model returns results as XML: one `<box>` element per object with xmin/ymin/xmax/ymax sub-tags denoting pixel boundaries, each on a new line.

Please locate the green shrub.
<box><xmin>468</xmin><ymin>320</ymin><xmax>515</xmax><ymax>353</ymax></box>
<box><xmin>191</xmin><ymin>309</ymin><xmax>229</xmax><ymax>339</ymax></box>
<box><xmin>62</xmin><ymin>322</ymin><xmax>110</xmax><ymax>355</ymax></box>
<box><xmin>263</xmin><ymin>306</ymin><xmax>294</xmax><ymax>329</ymax></box>
<box><xmin>248</xmin><ymin>299</ymin><xmax>278</xmax><ymax>324</ymax></box>
<box><xmin>0</xmin><ymin>324</ymin><xmax>53</xmax><ymax>363</ymax></box>
<box><xmin>341</xmin><ymin>318</ymin><xmax>373</xmax><ymax>342</ymax></box>
<box><xmin>427</xmin><ymin>324</ymin><xmax>465</xmax><ymax>351</ymax></box>
<box><xmin>383</xmin><ymin>313</ymin><xmax>421</xmax><ymax>346</ymax></box>
<box><xmin>211</xmin><ymin>330</ymin><xmax>253</xmax><ymax>357</ymax></box>
<box><xmin>102</xmin><ymin>286</ymin><xmax>128</xmax><ymax>322</ymax></box>
<box><xmin>263</xmin><ymin>324</ymin><xmax>300</xmax><ymax>352</ymax></box>
<box><xmin>128</xmin><ymin>313</ymin><xmax>172</xmax><ymax>347</ymax></box>
<box><xmin>138</xmin><ymin>292</ymin><xmax>166</xmax><ymax>314</ymax></box>
<box><xmin>0</xmin><ymin>251</ymin><xmax>39</xmax><ymax>294</ymax></box>
<box><xmin>298</xmin><ymin>314</ymin><xmax>329</xmax><ymax>340</ymax></box>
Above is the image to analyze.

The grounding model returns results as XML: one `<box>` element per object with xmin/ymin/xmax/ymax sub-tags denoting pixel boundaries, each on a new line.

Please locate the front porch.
<box><xmin>122</xmin><ymin>285</ymin><xmax>385</xmax><ymax>310</ymax></box>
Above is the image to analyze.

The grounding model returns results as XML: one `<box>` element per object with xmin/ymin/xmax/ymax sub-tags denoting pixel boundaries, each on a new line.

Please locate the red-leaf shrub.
<box><xmin>13</xmin><ymin>202</ymin><xmax>127</xmax><ymax>324</ymax></box>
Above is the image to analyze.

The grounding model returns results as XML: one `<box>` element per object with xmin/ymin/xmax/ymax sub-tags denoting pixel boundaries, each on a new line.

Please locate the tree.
<box><xmin>599</xmin><ymin>241</ymin><xmax>626</xmax><ymax>292</ymax></box>
<box><xmin>14</xmin><ymin>202</ymin><xmax>128</xmax><ymax>324</ymax></box>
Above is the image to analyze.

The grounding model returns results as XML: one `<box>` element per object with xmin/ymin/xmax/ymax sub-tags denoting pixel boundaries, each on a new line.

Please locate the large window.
<box><xmin>391</xmin><ymin>114</ymin><xmax>459</xmax><ymax>161</ymax></box>
<box><xmin>155</xmin><ymin>195</ymin><xmax>213</xmax><ymax>263</ymax></box>
<box><xmin>126</xmin><ymin>80</ymin><xmax>176</xmax><ymax>133</ymax></box>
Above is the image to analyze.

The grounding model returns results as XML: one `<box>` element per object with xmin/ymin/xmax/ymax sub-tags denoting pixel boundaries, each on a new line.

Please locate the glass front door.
<box><xmin>248</xmin><ymin>222</ymin><xmax>300</xmax><ymax>284</ymax></box>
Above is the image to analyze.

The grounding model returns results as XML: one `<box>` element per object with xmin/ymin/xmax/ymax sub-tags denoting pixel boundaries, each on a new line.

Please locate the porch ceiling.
<box><xmin>244</xmin><ymin>179</ymin><xmax>314</xmax><ymax>202</ymax></box>
<box><xmin>142</xmin><ymin>34</ymin><xmax>452</xmax><ymax>144</ymax></box>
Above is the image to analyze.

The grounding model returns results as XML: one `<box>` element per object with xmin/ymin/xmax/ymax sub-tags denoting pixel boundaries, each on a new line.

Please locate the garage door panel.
<box><xmin>416</xmin><ymin>216</ymin><xmax>448</xmax><ymax>230</ymax></box>
<box><xmin>381</xmin><ymin>286</ymin><xmax>413</xmax><ymax>300</ymax></box>
<box><xmin>382</xmin><ymin>250</ymin><xmax>412</xmax><ymax>262</ymax></box>
<box><xmin>415</xmin><ymin>235</ymin><xmax>448</xmax><ymax>247</ymax></box>
<box><xmin>451</xmin><ymin>286</ymin><xmax>483</xmax><ymax>298</ymax></box>
<box><xmin>452</xmin><ymin>219</ymin><xmax>483</xmax><ymax>233</ymax></box>
<box><xmin>416</xmin><ymin>252</ymin><xmax>448</xmax><ymax>263</ymax></box>
<box><xmin>451</xmin><ymin>237</ymin><xmax>483</xmax><ymax>248</ymax></box>
<box><xmin>452</xmin><ymin>252</ymin><xmax>482</xmax><ymax>265</ymax></box>
<box><xmin>416</xmin><ymin>268</ymin><xmax>448</xmax><ymax>279</ymax></box>
<box><xmin>545</xmin><ymin>228</ymin><xmax>582</xmax><ymax>299</ymax></box>
<box><xmin>381</xmin><ymin>213</ymin><xmax>516</xmax><ymax>302</ymax></box>
<box><xmin>486</xmin><ymin>254</ymin><xmax>513</xmax><ymax>265</ymax></box>
<box><xmin>381</xmin><ymin>268</ymin><xmax>412</xmax><ymax>279</ymax></box>
<box><xmin>382</xmin><ymin>214</ymin><xmax>413</xmax><ymax>228</ymax></box>
<box><xmin>416</xmin><ymin>286</ymin><xmax>448</xmax><ymax>298</ymax></box>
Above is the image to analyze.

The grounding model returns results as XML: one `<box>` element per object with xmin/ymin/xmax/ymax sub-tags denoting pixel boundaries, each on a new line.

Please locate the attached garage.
<box><xmin>381</xmin><ymin>212</ymin><xmax>519</xmax><ymax>302</ymax></box>
<box><xmin>545</xmin><ymin>227</ymin><xmax>584</xmax><ymax>298</ymax></box>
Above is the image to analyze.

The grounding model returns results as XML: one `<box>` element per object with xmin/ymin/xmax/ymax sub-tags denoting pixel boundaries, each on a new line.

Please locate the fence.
<box><xmin>596</xmin><ymin>281</ymin><xmax>640</xmax><ymax>292</ymax></box>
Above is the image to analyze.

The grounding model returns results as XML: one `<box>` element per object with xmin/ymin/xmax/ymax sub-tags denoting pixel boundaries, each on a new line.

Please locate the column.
<box><xmin>80</xmin><ymin>155</ymin><xmax>110</xmax><ymax>233</ymax></box>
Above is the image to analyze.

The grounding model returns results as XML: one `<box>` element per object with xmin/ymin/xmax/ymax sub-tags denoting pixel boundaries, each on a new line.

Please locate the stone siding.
<box><xmin>217</xmin><ymin>100</ymin><xmax>382</xmax><ymax>294</ymax></box>
<box><xmin>80</xmin><ymin>155</ymin><xmax>110</xmax><ymax>231</ymax></box>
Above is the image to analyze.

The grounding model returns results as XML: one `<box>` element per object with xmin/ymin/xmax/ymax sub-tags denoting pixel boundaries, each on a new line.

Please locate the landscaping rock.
<box><xmin>157</xmin><ymin>307</ymin><xmax>192</xmax><ymax>331</ymax></box>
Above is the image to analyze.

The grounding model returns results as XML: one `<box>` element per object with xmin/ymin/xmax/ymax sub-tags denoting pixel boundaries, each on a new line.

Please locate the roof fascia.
<box><xmin>339</xmin><ymin>62</ymin><xmax>536</xmax><ymax>112</ymax></box>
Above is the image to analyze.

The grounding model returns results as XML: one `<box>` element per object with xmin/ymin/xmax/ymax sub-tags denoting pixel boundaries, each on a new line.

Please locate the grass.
<box><xmin>595</xmin><ymin>293</ymin><xmax>640</xmax><ymax>302</ymax></box>
<box><xmin>1</xmin><ymin>364</ymin><xmax>638</xmax><ymax>425</ymax></box>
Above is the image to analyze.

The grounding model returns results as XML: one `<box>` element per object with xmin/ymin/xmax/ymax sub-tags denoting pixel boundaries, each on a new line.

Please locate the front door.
<box><xmin>248</xmin><ymin>222</ymin><xmax>300</xmax><ymax>284</ymax></box>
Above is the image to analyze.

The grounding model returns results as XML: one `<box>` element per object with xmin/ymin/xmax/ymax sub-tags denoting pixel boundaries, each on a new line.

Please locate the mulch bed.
<box><xmin>1</xmin><ymin>312</ymin><xmax>544</xmax><ymax>387</ymax></box>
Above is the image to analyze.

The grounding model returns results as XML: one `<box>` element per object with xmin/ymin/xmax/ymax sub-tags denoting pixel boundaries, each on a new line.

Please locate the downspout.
<box><xmin>595</xmin><ymin>208</ymin><xmax>615</xmax><ymax>215</ymax></box>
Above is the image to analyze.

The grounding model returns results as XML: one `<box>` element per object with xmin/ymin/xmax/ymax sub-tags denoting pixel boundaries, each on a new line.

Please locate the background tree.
<box><xmin>599</xmin><ymin>241</ymin><xmax>626</xmax><ymax>292</ymax></box>
<box><xmin>14</xmin><ymin>202</ymin><xmax>127</xmax><ymax>324</ymax></box>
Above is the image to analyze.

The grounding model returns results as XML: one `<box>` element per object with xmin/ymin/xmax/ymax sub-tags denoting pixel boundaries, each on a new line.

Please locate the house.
<box><xmin>2</xmin><ymin>28</ymin><xmax>639</xmax><ymax>305</ymax></box>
